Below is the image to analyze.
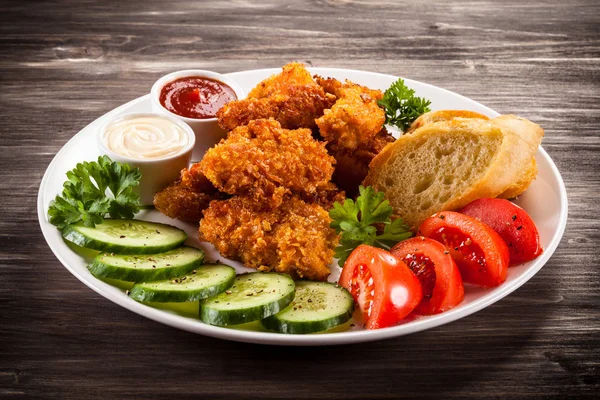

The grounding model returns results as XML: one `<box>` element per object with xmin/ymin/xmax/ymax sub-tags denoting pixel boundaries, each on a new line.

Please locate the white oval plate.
<box><xmin>38</xmin><ymin>68</ymin><xmax>568</xmax><ymax>346</ymax></box>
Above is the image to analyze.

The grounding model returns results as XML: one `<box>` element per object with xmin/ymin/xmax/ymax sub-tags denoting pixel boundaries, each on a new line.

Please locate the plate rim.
<box><xmin>37</xmin><ymin>68</ymin><xmax>568</xmax><ymax>346</ymax></box>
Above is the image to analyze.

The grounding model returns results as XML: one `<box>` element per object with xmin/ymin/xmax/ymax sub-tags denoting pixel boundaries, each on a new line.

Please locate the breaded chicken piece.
<box><xmin>329</xmin><ymin>127</ymin><xmax>396</xmax><ymax>196</ymax></box>
<box><xmin>179</xmin><ymin>162</ymin><xmax>217</xmax><ymax>192</ymax></box>
<box><xmin>317</xmin><ymin>76</ymin><xmax>383</xmax><ymax>103</ymax></box>
<box><xmin>315</xmin><ymin>76</ymin><xmax>386</xmax><ymax>151</ymax></box>
<box><xmin>217</xmin><ymin>85</ymin><xmax>334</xmax><ymax>131</ymax></box>
<box><xmin>200</xmin><ymin>196</ymin><xmax>339</xmax><ymax>281</ymax></box>
<box><xmin>300</xmin><ymin>182</ymin><xmax>346</xmax><ymax>210</ymax></box>
<box><xmin>153</xmin><ymin>163</ymin><xmax>225</xmax><ymax>222</ymax></box>
<box><xmin>248</xmin><ymin>62</ymin><xmax>315</xmax><ymax>98</ymax></box>
<box><xmin>153</xmin><ymin>186</ymin><xmax>215</xmax><ymax>222</ymax></box>
<box><xmin>217</xmin><ymin>63</ymin><xmax>335</xmax><ymax>131</ymax></box>
<box><xmin>200</xmin><ymin>119</ymin><xmax>336</xmax><ymax>207</ymax></box>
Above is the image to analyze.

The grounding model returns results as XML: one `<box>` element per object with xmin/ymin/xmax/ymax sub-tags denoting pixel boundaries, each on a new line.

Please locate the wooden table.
<box><xmin>1</xmin><ymin>1</ymin><xmax>598</xmax><ymax>398</ymax></box>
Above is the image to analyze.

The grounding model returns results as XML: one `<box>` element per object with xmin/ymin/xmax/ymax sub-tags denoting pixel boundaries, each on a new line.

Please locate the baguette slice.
<box><xmin>406</xmin><ymin>110</ymin><xmax>490</xmax><ymax>133</ymax></box>
<box><xmin>492</xmin><ymin>115</ymin><xmax>544</xmax><ymax>199</ymax></box>
<box><xmin>410</xmin><ymin>111</ymin><xmax>544</xmax><ymax>199</ymax></box>
<box><xmin>498</xmin><ymin>159</ymin><xmax>538</xmax><ymax>199</ymax></box>
<box><xmin>364</xmin><ymin>118</ymin><xmax>538</xmax><ymax>230</ymax></box>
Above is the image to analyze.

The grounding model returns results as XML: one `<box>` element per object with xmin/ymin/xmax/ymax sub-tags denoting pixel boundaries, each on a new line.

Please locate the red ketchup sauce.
<box><xmin>159</xmin><ymin>77</ymin><xmax>237</xmax><ymax>119</ymax></box>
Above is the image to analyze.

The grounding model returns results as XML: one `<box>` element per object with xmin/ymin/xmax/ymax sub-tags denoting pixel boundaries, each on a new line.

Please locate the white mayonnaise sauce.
<box><xmin>103</xmin><ymin>115</ymin><xmax>189</xmax><ymax>160</ymax></box>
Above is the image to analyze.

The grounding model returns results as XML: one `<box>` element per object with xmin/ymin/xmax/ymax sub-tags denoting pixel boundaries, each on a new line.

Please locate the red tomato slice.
<box><xmin>459</xmin><ymin>198</ymin><xmax>542</xmax><ymax>265</ymax></box>
<box><xmin>418</xmin><ymin>211</ymin><xmax>509</xmax><ymax>287</ymax></box>
<box><xmin>391</xmin><ymin>237</ymin><xmax>464</xmax><ymax>315</ymax></box>
<box><xmin>339</xmin><ymin>245</ymin><xmax>423</xmax><ymax>330</ymax></box>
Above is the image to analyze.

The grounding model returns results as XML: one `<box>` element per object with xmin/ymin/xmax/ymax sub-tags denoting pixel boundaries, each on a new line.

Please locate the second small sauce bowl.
<box><xmin>98</xmin><ymin>112</ymin><xmax>195</xmax><ymax>206</ymax></box>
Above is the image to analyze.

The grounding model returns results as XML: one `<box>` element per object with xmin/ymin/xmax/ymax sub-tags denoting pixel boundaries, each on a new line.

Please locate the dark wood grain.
<box><xmin>1</xmin><ymin>0</ymin><xmax>599</xmax><ymax>398</ymax></box>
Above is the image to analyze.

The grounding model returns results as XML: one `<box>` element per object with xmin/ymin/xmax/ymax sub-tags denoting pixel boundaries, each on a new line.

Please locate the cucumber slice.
<box><xmin>62</xmin><ymin>219</ymin><xmax>187</xmax><ymax>254</ymax></box>
<box><xmin>262</xmin><ymin>281</ymin><xmax>354</xmax><ymax>334</ymax></box>
<box><xmin>129</xmin><ymin>264</ymin><xmax>236</xmax><ymax>303</ymax></box>
<box><xmin>87</xmin><ymin>246</ymin><xmax>204</xmax><ymax>282</ymax></box>
<box><xmin>200</xmin><ymin>273</ymin><xmax>295</xmax><ymax>326</ymax></box>
<box><xmin>145</xmin><ymin>301</ymin><xmax>200</xmax><ymax>318</ymax></box>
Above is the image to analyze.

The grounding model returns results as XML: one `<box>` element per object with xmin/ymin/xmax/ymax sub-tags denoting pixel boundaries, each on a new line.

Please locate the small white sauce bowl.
<box><xmin>150</xmin><ymin>70</ymin><xmax>245</xmax><ymax>161</ymax></box>
<box><xmin>98</xmin><ymin>112</ymin><xmax>195</xmax><ymax>206</ymax></box>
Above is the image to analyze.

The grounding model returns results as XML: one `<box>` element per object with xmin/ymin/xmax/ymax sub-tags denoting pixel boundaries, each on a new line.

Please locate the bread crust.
<box><xmin>406</xmin><ymin>110</ymin><xmax>490</xmax><ymax>134</ymax></box>
<box><xmin>364</xmin><ymin>117</ymin><xmax>542</xmax><ymax>230</ymax></box>
<box><xmin>492</xmin><ymin>115</ymin><xmax>544</xmax><ymax>148</ymax></box>
<box><xmin>498</xmin><ymin>159</ymin><xmax>538</xmax><ymax>199</ymax></box>
<box><xmin>492</xmin><ymin>115</ymin><xmax>544</xmax><ymax>198</ymax></box>
<box><xmin>410</xmin><ymin>112</ymin><xmax>544</xmax><ymax>200</ymax></box>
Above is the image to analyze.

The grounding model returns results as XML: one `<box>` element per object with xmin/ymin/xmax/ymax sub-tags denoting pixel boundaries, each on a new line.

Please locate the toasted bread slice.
<box><xmin>498</xmin><ymin>158</ymin><xmax>538</xmax><ymax>199</ymax></box>
<box><xmin>492</xmin><ymin>115</ymin><xmax>544</xmax><ymax>198</ymax></box>
<box><xmin>409</xmin><ymin>112</ymin><xmax>544</xmax><ymax>199</ymax></box>
<box><xmin>364</xmin><ymin>118</ymin><xmax>538</xmax><ymax>230</ymax></box>
<box><xmin>492</xmin><ymin>115</ymin><xmax>544</xmax><ymax>149</ymax></box>
<box><xmin>406</xmin><ymin>110</ymin><xmax>490</xmax><ymax>133</ymax></box>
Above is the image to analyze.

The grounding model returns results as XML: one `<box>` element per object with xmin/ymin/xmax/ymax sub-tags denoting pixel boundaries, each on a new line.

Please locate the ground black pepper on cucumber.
<box><xmin>200</xmin><ymin>273</ymin><xmax>296</xmax><ymax>326</ymax></box>
<box><xmin>129</xmin><ymin>264</ymin><xmax>236</xmax><ymax>303</ymax></box>
<box><xmin>88</xmin><ymin>245</ymin><xmax>204</xmax><ymax>282</ymax></box>
<box><xmin>64</xmin><ymin>221</ymin><xmax>355</xmax><ymax>333</ymax></box>
<box><xmin>63</xmin><ymin>219</ymin><xmax>187</xmax><ymax>254</ymax></box>
<box><xmin>49</xmin><ymin>157</ymin><xmax>356</xmax><ymax>334</ymax></box>
<box><xmin>262</xmin><ymin>281</ymin><xmax>354</xmax><ymax>334</ymax></box>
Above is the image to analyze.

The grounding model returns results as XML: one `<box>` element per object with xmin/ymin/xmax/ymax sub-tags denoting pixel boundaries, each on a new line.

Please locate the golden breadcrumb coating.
<box><xmin>179</xmin><ymin>162</ymin><xmax>218</xmax><ymax>193</ymax></box>
<box><xmin>199</xmin><ymin>119</ymin><xmax>336</xmax><ymax>207</ymax></box>
<box><xmin>316</xmin><ymin>75</ymin><xmax>383</xmax><ymax>102</ymax></box>
<box><xmin>300</xmin><ymin>182</ymin><xmax>346</xmax><ymax>210</ymax></box>
<box><xmin>153</xmin><ymin>185</ymin><xmax>215</xmax><ymax>222</ymax></box>
<box><xmin>217</xmin><ymin>85</ymin><xmax>335</xmax><ymax>131</ymax></box>
<box><xmin>200</xmin><ymin>196</ymin><xmax>339</xmax><ymax>281</ymax></box>
<box><xmin>153</xmin><ymin>163</ymin><xmax>225</xmax><ymax>222</ymax></box>
<box><xmin>248</xmin><ymin>62</ymin><xmax>315</xmax><ymax>98</ymax></box>
<box><xmin>155</xmin><ymin>66</ymin><xmax>398</xmax><ymax>279</ymax></box>
<box><xmin>315</xmin><ymin>76</ymin><xmax>386</xmax><ymax>151</ymax></box>
<box><xmin>217</xmin><ymin>63</ymin><xmax>335</xmax><ymax>131</ymax></box>
<box><xmin>330</xmin><ymin>127</ymin><xmax>396</xmax><ymax>196</ymax></box>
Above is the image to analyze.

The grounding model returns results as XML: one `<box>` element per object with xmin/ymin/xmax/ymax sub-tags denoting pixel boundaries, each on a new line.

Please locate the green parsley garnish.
<box><xmin>48</xmin><ymin>155</ymin><xmax>142</xmax><ymax>230</ymax></box>
<box><xmin>378</xmin><ymin>78</ymin><xmax>431</xmax><ymax>131</ymax></box>
<box><xmin>329</xmin><ymin>186</ymin><xmax>413</xmax><ymax>267</ymax></box>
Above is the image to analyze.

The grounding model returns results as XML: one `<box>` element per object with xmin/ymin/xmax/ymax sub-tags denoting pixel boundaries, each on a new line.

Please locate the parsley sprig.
<box><xmin>48</xmin><ymin>156</ymin><xmax>142</xmax><ymax>230</ymax></box>
<box><xmin>378</xmin><ymin>78</ymin><xmax>431</xmax><ymax>132</ymax></box>
<box><xmin>329</xmin><ymin>186</ymin><xmax>413</xmax><ymax>267</ymax></box>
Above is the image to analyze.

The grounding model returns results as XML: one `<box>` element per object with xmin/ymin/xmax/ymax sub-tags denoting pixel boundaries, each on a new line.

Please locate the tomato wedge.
<box><xmin>418</xmin><ymin>212</ymin><xmax>509</xmax><ymax>287</ymax></box>
<box><xmin>391</xmin><ymin>237</ymin><xmax>464</xmax><ymax>315</ymax></box>
<box><xmin>339</xmin><ymin>245</ymin><xmax>423</xmax><ymax>330</ymax></box>
<box><xmin>460</xmin><ymin>198</ymin><xmax>542</xmax><ymax>265</ymax></box>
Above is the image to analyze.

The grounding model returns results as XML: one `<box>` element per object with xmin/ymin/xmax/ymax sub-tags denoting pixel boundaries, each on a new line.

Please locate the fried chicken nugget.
<box><xmin>248</xmin><ymin>62</ymin><xmax>315</xmax><ymax>98</ymax></box>
<box><xmin>200</xmin><ymin>196</ymin><xmax>339</xmax><ymax>281</ymax></box>
<box><xmin>153</xmin><ymin>163</ymin><xmax>225</xmax><ymax>222</ymax></box>
<box><xmin>217</xmin><ymin>63</ymin><xmax>335</xmax><ymax>131</ymax></box>
<box><xmin>200</xmin><ymin>119</ymin><xmax>336</xmax><ymax>207</ymax></box>
<box><xmin>329</xmin><ymin>127</ymin><xmax>396</xmax><ymax>197</ymax></box>
<box><xmin>180</xmin><ymin>162</ymin><xmax>218</xmax><ymax>192</ymax></box>
<box><xmin>300</xmin><ymin>182</ymin><xmax>346</xmax><ymax>210</ymax></box>
<box><xmin>217</xmin><ymin>85</ymin><xmax>335</xmax><ymax>131</ymax></box>
<box><xmin>317</xmin><ymin>76</ymin><xmax>383</xmax><ymax>103</ymax></box>
<box><xmin>153</xmin><ymin>186</ymin><xmax>214</xmax><ymax>222</ymax></box>
<box><xmin>315</xmin><ymin>76</ymin><xmax>386</xmax><ymax>151</ymax></box>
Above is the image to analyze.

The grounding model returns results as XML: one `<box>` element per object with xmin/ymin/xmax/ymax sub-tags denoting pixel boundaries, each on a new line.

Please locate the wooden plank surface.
<box><xmin>1</xmin><ymin>0</ymin><xmax>598</xmax><ymax>398</ymax></box>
